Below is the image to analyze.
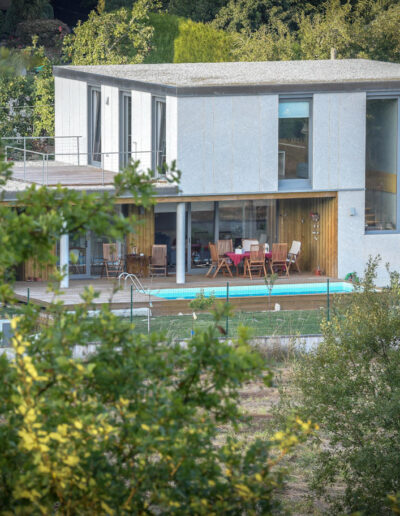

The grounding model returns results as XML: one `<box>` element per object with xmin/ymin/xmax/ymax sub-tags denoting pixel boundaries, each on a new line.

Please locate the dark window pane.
<box><xmin>365</xmin><ymin>99</ymin><xmax>397</xmax><ymax>231</ymax></box>
<box><xmin>279</xmin><ymin>106</ymin><xmax>309</xmax><ymax>180</ymax></box>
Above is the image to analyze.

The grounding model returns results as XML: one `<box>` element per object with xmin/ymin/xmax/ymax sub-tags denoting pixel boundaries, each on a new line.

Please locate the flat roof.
<box><xmin>54</xmin><ymin>59</ymin><xmax>400</xmax><ymax>96</ymax></box>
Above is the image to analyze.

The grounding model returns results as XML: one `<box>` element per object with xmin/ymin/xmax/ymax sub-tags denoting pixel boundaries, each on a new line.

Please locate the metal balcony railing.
<box><xmin>1</xmin><ymin>136</ymin><xmax>167</xmax><ymax>186</ymax></box>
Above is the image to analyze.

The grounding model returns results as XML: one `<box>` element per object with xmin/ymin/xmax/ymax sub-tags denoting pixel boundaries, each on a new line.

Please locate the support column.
<box><xmin>186</xmin><ymin>203</ymin><xmax>192</xmax><ymax>274</ymax></box>
<box><xmin>213</xmin><ymin>201</ymin><xmax>219</xmax><ymax>243</ymax></box>
<box><xmin>60</xmin><ymin>233</ymin><xmax>69</xmax><ymax>289</ymax></box>
<box><xmin>176</xmin><ymin>202</ymin><xmax>186</xmax><ymax>285</ymax></box>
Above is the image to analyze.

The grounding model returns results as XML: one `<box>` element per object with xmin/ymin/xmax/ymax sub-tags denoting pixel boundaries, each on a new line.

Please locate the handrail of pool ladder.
<box><xmin>118</xmin><ymin>272</ymin><xmax>147</xmax><ymax>294</ymax></box>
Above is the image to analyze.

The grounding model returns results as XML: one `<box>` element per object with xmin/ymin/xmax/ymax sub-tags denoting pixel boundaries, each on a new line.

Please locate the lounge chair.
<box><xmin>149</xmin><ymin>244</ymin><xmax>167</xmax><ymax>276</ymax></box>
<box><xmin>244</xmin><ymin>244</ymin><xmax>267</xmax><ymax>279</ymax></box>
<box><xmin>269</xmin><ymin>243</ymin><xmax>289</xmax><ymax>276</ymax></box>
<box><xmin>206</xmin><ymin>242</ymin><xmax>233</xmax><ymax>278</ymax></box>
<box><xmin>286</xmin><ymin>240</ymin><xmax>301</xmax><ymax>273</ymax></box>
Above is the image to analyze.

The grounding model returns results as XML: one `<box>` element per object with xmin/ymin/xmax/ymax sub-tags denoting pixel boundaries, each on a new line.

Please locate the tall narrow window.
<box><xmin>120</xmin><ymin>92</ymin><xmax>132</xmax><ymax>169</ymax></box>
<box><xmin>153</xmin><ymin>97</ymin><xmax>166</xmax><ymax>172</ymax></box>
<box><xmin>366</xmin><ymin>99</ymin><xmax>398</xmax><ymax>232</ymax></box>
<box><xmin>89</xmin><ymin>87</ymin><xmax>101</xmax><ymax>166</ymax></box>
<box><xmin>278</xmin><ymin>100</ymin><xmax>310</xmax><ymax>182</ymax></box>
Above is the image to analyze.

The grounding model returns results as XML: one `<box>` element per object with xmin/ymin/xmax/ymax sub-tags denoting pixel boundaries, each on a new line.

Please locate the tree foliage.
<box><xmin>279</xmin><ymin>257</ymin><xmax>400</xmax><ymax>514</ymax></box>
<box><xmin>63</xmin><ymin>0</ymin><xmax>155</xmax><ymax>65</ymax></box>
<box><xmin>168</xmin><ymin>0</ymin><xmax>228</xmax><ymax>23</ymax></box>
<box><xmin>173</xmin><ymin>19</ymin><xmax>235</xmax><ymax>63</ymax></box>
<box><xmin>0</xmin><ymin>45</ymin><xmax>54</xmax><ymax>137</ymax></box>
<box><xmin>0</xmin><ymin>155</ymin><xmax>316</xmax><ymax>513</ymax></box>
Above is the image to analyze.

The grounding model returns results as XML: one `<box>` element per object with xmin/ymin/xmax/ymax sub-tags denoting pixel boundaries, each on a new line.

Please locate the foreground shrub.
<box><xmin>282</xmin><ymin>257</ymin><xmax>400</xmax><ymax>514</ymax></box>
<box><xmin>0</xmin><ymin>153</ymin><xmax>315</xmax><ymax>513</ymax></box>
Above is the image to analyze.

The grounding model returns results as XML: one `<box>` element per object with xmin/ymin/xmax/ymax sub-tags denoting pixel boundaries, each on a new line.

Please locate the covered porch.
<box><xmin>18</xmin><ymin>192</ymin><xmax>338</xmax><ymax>289</ymax></box>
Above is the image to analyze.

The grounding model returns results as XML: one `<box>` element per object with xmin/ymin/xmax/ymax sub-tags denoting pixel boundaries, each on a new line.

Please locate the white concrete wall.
<box><xmin>54</xmin><ymin>77</ymin><xmax>88</xmax><ymax>165</ymax></box>
<box><xmin>338</xmin><ymin>190</ymin><xmax>400</xmax><ymax>286</ymax></box>
<box><xmin>101</xmin><ymin>85</ymin><xmax>120</xmax><ymax>173</ymax></box>
<box><xmin>166</xmin><ymin>95</ymin><xmax>178</xmax><ymax>165</ymax></box>
<box><xmin>131</xmin><ymin>90</ymin><xmax>152</xmax><ymax>171</ymax></box>
<box><xmin>313</xmin><ymin>92</ymin><xmax>366</xmax><ymax>190</ymax></box>
<box><xmin>176</xmin><ymin>95</ymin><xmax>279</xmax><ymax>195</ymax></box>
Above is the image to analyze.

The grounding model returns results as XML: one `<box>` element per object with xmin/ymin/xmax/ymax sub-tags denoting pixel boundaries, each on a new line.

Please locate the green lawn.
<box><xmin>130</xmin><ymin>309</ymin><xmax>324</xmax><ymax>339</ymax></box>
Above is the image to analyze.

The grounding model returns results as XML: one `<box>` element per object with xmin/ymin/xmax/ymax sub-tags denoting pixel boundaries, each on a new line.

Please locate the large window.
<box><xmin>366</xmin><ymin>98</ymin><xmax>398</xmax><ymax>232</ymax></box>
<box><xmin>219</xmin><ymin>200</ymin><xmax>277</xmax><ymax>248</ymax></box>
<box><xmin>120</xmin><ymin>92</ymin><xmax>132</xmax><ymax>169</ymax></box>
<box><xmin>89</xmin><ymin>87</ymin><xmax>101</xmax><ymax>166</ymax></box>
<box><xmin>278</xmin><ymin>100</ymin><xmax>310</xmax><ymax>182</ymax></box>
<box><xmin>153</xmin><ymin>97</ymin><xmax>166</xmax><ymax>172</ymax></box>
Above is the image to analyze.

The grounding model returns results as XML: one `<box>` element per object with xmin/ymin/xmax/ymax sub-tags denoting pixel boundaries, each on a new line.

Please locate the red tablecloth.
<box><xmin>226</xmin><ymin>251</ymin><xmax>272</xmax><ymax>266</ymax></box>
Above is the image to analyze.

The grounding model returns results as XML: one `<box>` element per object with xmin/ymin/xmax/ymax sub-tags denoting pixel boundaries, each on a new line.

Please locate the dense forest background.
<box><xmin>1</xmin><ymin>0</ymin><xmax>400</xmax><ymax>137</ymax></box>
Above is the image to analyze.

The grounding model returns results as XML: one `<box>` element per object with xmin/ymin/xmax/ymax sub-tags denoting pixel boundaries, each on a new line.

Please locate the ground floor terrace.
<box><xmin>15</xmin><ymin>192</ymin><xmax>338</xmax><ymax>287</ymax></box>
<box><xmin>13</xmin><ymin>273</ymin><xmax>343</xmax><ymax>317</ymax></box>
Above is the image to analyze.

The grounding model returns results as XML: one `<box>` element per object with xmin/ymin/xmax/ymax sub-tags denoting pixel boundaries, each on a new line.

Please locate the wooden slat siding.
<box><xmin>23</xmin><ymin>247</ymin><xmax>57</xmax><ymax>281</ymax></box>
<box><xmin>115</xmin><ymin>191</ymin><xmax>338</xmax><ymax>205</ymax></box>
<box><xmin>126</xmin><ymin>206</ymin><xmax>155</xmax><ymax>256</ymax></box>
<box><xmin>278</xmin><ymin>196</ymin><xmax>338</xmax><ymax>277</ymax></box>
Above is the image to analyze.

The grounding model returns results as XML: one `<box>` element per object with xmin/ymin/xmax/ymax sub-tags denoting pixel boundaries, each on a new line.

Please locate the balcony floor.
<box><xmin>11</xmin><ymin>161</ymin><xmax>117</xmax><ymax>187</ymax></box>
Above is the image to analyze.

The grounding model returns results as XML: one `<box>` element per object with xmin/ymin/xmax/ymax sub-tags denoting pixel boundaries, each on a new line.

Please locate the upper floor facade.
<box><xmin>53</xmin><ymin>59</ymin><xmax>400</xmax><ymax>235</ymax></box>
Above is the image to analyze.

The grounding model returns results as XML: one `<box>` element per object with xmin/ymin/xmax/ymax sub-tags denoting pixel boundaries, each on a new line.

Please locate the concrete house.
<box><xmin>8</xmin><ymin>58</ymin><xmax>400</xmax><ymax>285</ymax></box>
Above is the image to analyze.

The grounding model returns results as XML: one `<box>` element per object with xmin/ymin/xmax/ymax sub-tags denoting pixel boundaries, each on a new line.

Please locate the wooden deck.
<box><xmin>11</xmin><ymin>162</ymin><xmax>116</xmax><ymax>186</ymax></box>
<box><xmin>13</xmin><ymin>273</ymin><xmax>338</xmax><ymax>315</ymax></box>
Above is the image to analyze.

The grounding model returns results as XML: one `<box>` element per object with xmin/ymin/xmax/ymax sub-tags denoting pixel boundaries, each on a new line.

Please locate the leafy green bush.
<box><xmin>15</xmin><ymin>19</ymin><xmax>69</xmax><ymax>52</ymax></box>
<box><xmin>144</xmin><ymin>12</ymin><xmax>182</xmax><ymax>64</ymax></box>
<box><xmin>174</xmin><ymin>19</ymin><xmax>236</xmax><ymax>63</ymax></box>
<box><xmin>63</xmin><ymin>0</ymin><xmax>155</xmax><ymax>65</ymax></box>
<box><xmin>0</xmin><ymin>153</ymin><xmax>316</xmax><ymax>513</ymax></box>
<box><xmin>280</xmin><ymin>257</ymin><xmax>400</xmax><ymax>514</ymax></box>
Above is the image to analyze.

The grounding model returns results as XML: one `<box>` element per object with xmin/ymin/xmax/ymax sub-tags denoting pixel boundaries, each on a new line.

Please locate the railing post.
<box><xmin>130</xmin><ymin>285</ymin><xmax>133</xmax><ymax>323</ymax></box>
<box><xmin>226</xmin><ymin>281</ymin><xmax>229</xmax><ymax>336</ymax></box>
<box><xmin>327</xmin><ymin>278</ymin><xmax>330</xmax><ymax>321</ymax></box>
<box><xmin>42</xmin><ymin>154</ymin><xmax>45</xmax><ymax>185</ymax></box>
<box><xmin>76</xmin><ymin>136</ymin><xmax>80</xmax><ymax>166</ymax></box>
<box><xmin>23</xmin><ymin>137</ymin><xmax>26</xmax><ymax>181</ymax></box>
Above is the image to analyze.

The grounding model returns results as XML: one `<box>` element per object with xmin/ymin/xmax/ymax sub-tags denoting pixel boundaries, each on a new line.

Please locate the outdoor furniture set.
<box><xmin>206</xmin><ymin>239</ymin><xmax>302</xmax><ymax>279</ymax></box>
<box><xmin>101</xmin><ymin>244</ymin><xmax>168</xmax><ymax>278</ymax></box>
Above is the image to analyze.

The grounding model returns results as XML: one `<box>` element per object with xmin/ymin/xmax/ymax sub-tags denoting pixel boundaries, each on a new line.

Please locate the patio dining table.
<box><xmin>225</xmin><ymin>251</ymin><xmax>272</xmax><ymax>276</ymax></box>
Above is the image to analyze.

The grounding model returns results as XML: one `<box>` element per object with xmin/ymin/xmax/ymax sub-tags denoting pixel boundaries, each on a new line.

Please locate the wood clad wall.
<box><xmin>126</xmin><ymin>206</ymin><xmax>155</xmax><ymax>256</ymax></box>
<box><xmin>23</xmin><ymin>247</ymin><xmax>57</xmax><ymax>281</ymax></box>
<box><xmin>278</xmin><ymin>196</ymin><xmax>338</xmax><ymax>277</ymax></box>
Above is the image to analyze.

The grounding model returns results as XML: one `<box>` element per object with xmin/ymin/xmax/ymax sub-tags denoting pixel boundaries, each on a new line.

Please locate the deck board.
<box><xmin>11</xmin><ymin>162</ymin><xmax>117</xmax><ymax>186</ymax></box>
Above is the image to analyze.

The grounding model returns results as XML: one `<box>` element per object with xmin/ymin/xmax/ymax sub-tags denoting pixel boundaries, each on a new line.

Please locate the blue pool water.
<box><xmin>149</xmin><ymin>281</ymin><xmax>354</xmax><ymax>300</ymax></box>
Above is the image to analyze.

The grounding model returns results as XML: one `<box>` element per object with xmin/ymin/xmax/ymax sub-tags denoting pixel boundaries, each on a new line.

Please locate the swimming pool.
<box><xmin>149</xmin><ymin>281</ymin><xmax>354</xmax><ymax>300</ymax></box>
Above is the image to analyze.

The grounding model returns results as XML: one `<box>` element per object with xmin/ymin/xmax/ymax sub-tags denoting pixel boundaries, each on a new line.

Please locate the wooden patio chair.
<box><xmin>286</xmin><ymin>240</ymin><xmax>301</xmax><ymax>273</ymax></box>
<box><xmin>101</xmin><ymin>243</ymin><xmax>124</xmax><ymax>279</ymax></box>
<box><xmin>269</xmin><ymin>243</ymin><xmax>289</xmax><ymax>276</ymax></box>
<box><xmin>149</xmin><ymin>244</ymin><xmax>167</xmax><ymax>276</ymax></box>
<box><xmin>206</xmin><ymin>242</ymin><xmax>233</xmax><ymax>278</ymax></box>
<box><xmin>217</xmin><ymin>239</ymin><xmax>233</xmax><ymax>257</ymax></box>
<box><xmin>244</xmin><ymin>244</ymin><xmax>267</xmax><ymax>279</ymax></box>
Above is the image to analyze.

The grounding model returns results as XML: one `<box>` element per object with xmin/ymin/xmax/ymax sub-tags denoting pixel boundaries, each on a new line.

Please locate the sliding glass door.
<box><xmin>120</xmin><ymin>92</ymin><xmax>132</xmax><ymax>169</ymax></box>
<box><xmin>89</xmin><ymin>87</ymin><xmax>101</xmax><ymax>166</ymax></box>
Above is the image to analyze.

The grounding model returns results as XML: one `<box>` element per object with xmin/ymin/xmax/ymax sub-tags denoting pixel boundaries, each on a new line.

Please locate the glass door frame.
<box><xmin>69</xmin><ymin>232</ymin><xmax>91</xmax><ymax>279</ymax></box>
<box><xmin>88</xmin><ymin>86</ymin><xmax>102</xmax><ymax>167</ymax></box>
<box><xmin>120</xmin><ymin>91</ymin><xmax>132</xmax><ymax>170</ymax></box>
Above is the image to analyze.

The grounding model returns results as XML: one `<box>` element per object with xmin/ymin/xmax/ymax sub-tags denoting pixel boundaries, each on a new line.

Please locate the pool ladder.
<box><xmin>118</xmin><ymin>273</ymin><xmax>148</xmax><ymax>295</ymax></box>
